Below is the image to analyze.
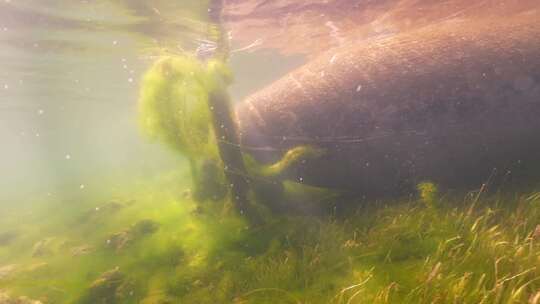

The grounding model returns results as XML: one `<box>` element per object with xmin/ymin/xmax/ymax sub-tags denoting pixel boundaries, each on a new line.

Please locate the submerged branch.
<box><xmin>207</xmin><ymin>0</ymin><xmax>257</xmax><ymax>223</ymax></box>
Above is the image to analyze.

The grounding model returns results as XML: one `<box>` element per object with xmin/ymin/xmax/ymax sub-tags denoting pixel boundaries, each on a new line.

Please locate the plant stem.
<box><xmin>208</xmin><ymin>88</ymin><xmax>258</xmax><ymax>223</ymax></box>
<box><xmin>207</xmin><ymin>0</ymin><xmax>259</xmax><ymax>224</ymax></box>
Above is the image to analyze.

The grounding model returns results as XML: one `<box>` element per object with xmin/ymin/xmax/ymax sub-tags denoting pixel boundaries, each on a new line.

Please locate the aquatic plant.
<box><xmin>138</xmin><ymin>0</ymin><xmax>328</xmax><ymax>215</ymax></box>
<box><xmin>417</xmin><ymin>181</ymin><xmax>439</xmax><ymax>208</ymax></box>
<box><xmin>138</xmin><ymin>53</ymin><xmax>327</xmax><ymax>216</ymax></box>
<box><xmin>0</xmin><ymin>170</ymin><xmax>539</xmax><ymax>303</ymax></box>
<box><xmin>138</xmin><ymin>55</ymin><xmax>228</xmax><ymax>202</ymax></box>
<box><xmin>139</xmin><ymin>55</ymin><xmax>216</xmax><ymax>158</ymax></box>
<box><xmin>244</xmin><ymin>146</ymin><xmax>325</xmax><ymax>179</ymax></box>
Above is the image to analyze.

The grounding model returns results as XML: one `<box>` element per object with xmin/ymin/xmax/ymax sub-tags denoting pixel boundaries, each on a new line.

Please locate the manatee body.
<box><xmin>235</xmin><ymin>14</ymin><xmax>540</xmax><ymax>196</ymax></box>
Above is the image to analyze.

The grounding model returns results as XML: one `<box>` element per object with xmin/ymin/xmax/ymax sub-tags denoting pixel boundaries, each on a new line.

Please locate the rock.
<box><xmin>78</xmin><ymin>268</ymin><xmax>141</xmax><ymax>304</ymax></box>
<box><xmin>106</xmin><ymin>220</ymin><xmax>159</xmax><ymax>252</ymax></box>
<box><xmin>131</xmin><ymin>219</ymin><xmax>159</xmax><ymax>235</ymax></box>
<box><xmin>124</xmin><ymin>199</ymin><xmax>137</xmax><ymax>206</ymax></box>
<box><xmin>70</xmin><ymin>245</ymin><xmax>93</xmax><ymax>257</ymax></box>
<box><xmin>533</xmin><ymin>225</ymin><xmax>540</xmax><ymax>240</ymax></box>
<box><xmin>0</xmin><ymin>291</ymin><xmax>8</xmax><ymax>302</ymax></box>
<box><xmin>140</xmin><ymin>295</ymin><xmax>174</xmax><ymax>304</ymax></box>
<box><xmin>140</xmin><ymin>274</ymin><xmax>174</xmax><ymax>304</ymax></box>
<box><xmin>0</xmin><ymin>231</ymin><xmax>18</xmax><ymax>247</ymax></box>
<box><xmin>0</xmin><ymin>265</ymin><xmax>17</xmax><ymax>280</ymax></box>
<box><xmin>182</xmin><ymin>189</ymin><xmax>192</xmax><ymax>199</ymax></box>
<box><xmin>114</xmin><ymin>279</ymin><xmax>138</xmax><ymax>302</ymax></box>
<box><xmin>79</xmin><ymin>267</ymin><xmax>124</xmax><ymax>304</ymax></box>
<box><xmin>24</xmin><ymin>263</ymin><xmax>48</xmax><ymax>273</ymax></box>
<box><xmin>31</xmin><ymin>238</ymin><xmax>55</xmax><ymax>257</ymax></box>
<box><xmin>0</xmin><ymin>290</ymin><xmax>42</xmax><ymax>304</ymax></box>
<box><xmin>95</xmin><ymin>201</ymin><xmax>124</xmax><ymax>213</ymax></box>
<box><xmin>236</xmin><ymin>13</ymin><xmax>540</xmax><ymax>197</ymax></box>
<box><xmin>80</xmin><ymin>201</ymin><xmax>125</xmax><ymax>222</ymax></box>
<box><xmin>192</xmin><ymin>280</ymin><xmax>203</xmax><ymax>288</ymax></box>
<box><xmin>106</xmin><ymin>231</ymin><xmax>132</xmax><ymax>252</ymax></box>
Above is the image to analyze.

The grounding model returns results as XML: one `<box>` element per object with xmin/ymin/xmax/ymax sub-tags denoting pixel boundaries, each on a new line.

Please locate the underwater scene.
<box><xmin>1</xmin><ymin>1</ymin><xmax>540</xmax><ymax>303</ymax></box>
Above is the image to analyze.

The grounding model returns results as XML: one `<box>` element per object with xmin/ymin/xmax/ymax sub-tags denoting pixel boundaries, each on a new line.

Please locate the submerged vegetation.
<box><xmin>137</xmin><ymin>53</ymin><xmax>327</xmax><ymax>217</ymax></box>
<box><xmin>2</xmin><ymin>37</ymin><xmax>536</xmax><ymax>304</ymax></box>
<box><xmin>138</xmin><ymin>55</ymin><xmax>227</xmax><ymax>202</ymax></box>
<box><xmin>0</xmin><ymin>169</ymin><xmax>539</xmax><ymax>303</ymax></box>
<box><xmin>3</xmin><ymin>10</ymin><xmax>538</xmax><ymax>303</ymax></box>
<box><xmin>13</xmin><ymin>39</ymin><xmax>525</xmax><ymax>303</ymax></box>
<box><xmin>4</xmin><ymin>1</ymin><xmax>540</xmax><ymax>304</ymax></box>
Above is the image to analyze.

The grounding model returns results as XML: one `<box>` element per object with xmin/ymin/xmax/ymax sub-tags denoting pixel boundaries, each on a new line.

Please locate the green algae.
<box><xmin>417</xmin><ymin>181</ymin><xmax>439</xmax><ymax>209</ymax></box>
<box><xmin>138</xmin><ymin>55</ymin><xmax>230</xmax><ymax>203</ymax></box>
<box><xmin>244</xmin><ymin>146</ymin><xmax>326</xmax><ymax>179</ymax></box>
<box><xmin>137</xmin><ymin>53</ymin><xmax>329</xmax><ymax>215</ymax></box>
<box><xmin>0</xmin><ymin>173</ymin><xmax>539</xmax><ymax>303</ymax></box>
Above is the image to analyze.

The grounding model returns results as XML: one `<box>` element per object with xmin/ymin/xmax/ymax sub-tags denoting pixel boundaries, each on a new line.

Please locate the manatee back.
<box><xmin>236</xmin><ymin>13</ymin><xmax>540</xmax><ymax>196</ymax></box>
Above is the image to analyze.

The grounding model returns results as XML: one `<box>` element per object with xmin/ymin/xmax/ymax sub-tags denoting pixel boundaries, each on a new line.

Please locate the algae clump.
<box><xmin>139</xmin><ymin>55</ymin><xmax>217</xmax><ymax>158</ymax></box>
<box><xmin>417</xmin><ymin>181</ymin><xmax>439</xmax><ymax>208</ymax></box>
<box><xmin>245</xmin><ymin>145</ymin><xmax>326</xmax><ymax>179</ymax></box>
<box><xmin>138</xmin><ymin>55</ymin><xmax>229</xmax><ymax>201</ymax></box>
<box><xmin>138</xmin><ymin>54</ymin><xmax>327</xmax><ymax>211</ymax></box>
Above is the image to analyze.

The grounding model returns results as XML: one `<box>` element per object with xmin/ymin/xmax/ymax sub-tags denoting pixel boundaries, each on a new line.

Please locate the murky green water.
<box><xmin>1</xmin><ymin>1</ymin><xmax>539</xmax><ymax>303</ymax></box>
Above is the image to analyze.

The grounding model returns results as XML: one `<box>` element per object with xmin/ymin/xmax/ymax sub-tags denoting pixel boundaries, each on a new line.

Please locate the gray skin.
<box><xmin>235</xmin><ymin>13</ymin><xmax>540</xmax><ymax>197</ymax></box>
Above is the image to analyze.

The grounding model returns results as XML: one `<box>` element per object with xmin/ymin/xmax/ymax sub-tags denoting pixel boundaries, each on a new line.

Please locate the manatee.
<box><xmin>235</xmin><ymin>13</ymin><xmax>540</xmax><ymax>197</ymax></box>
